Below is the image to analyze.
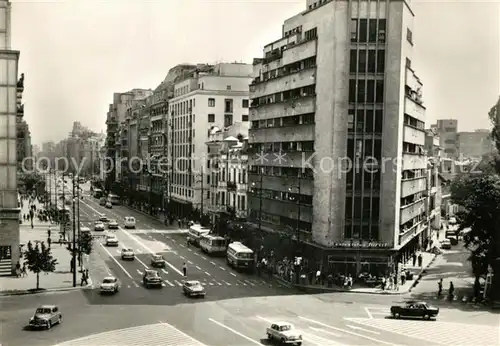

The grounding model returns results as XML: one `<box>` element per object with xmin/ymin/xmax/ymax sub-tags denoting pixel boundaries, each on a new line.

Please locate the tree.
<box><xmin>78</xmin><ymin>232</ymin><xmax>93</xmax><ymax>255</ymax></box>
<box><xmin>23</xmin><ymin>241</ymin><xmax>58</xmax><ymax>290</ymax></box>
<box><xmin>451</xmin><ymin>172</ymin><xmax>500</xmax><ymax>300</ymax></box>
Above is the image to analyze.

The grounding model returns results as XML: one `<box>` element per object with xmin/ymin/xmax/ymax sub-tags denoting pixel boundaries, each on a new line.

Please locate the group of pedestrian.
<box><xmin>437</xmin><ymin>278</ymin><xmax>455</xmax><ymax>299</ymax></box>
<box><xmin>14</xmin><ymin>261</ymin><xmax>27</xmax><ymax>278</ymax></box>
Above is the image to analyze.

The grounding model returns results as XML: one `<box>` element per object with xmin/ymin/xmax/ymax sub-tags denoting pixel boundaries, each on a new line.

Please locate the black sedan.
<box><xmin>391</xmin><ymin>301</ymin><xmax>439</xmax><ymax>320</ymax></box>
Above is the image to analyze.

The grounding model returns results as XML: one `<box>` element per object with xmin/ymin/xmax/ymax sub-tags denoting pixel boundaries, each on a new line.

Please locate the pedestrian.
<box><xmin>47</xmin><ymin>227</ymin><xmax>51</xmax><ymax>238</ymax></box>
<box><xmin>412</xmin><ymin>253</ymin><xmax>417</xmax><ymax>266</ymax></box>
<box><xmin>21</xmin><ymin>263</ymin><xmax>27</xmax><ymax>277</ymax></box>
<box><xmin>80</xmin><ymin>271</ymin><xmax>88</xmax><ymax>286</ymax></box>
<box><xmin>70</xmin><ymin>258</ymin><xmax>74</xmax><ymax>273</ymax></box>
<box><xmin>418</xmin><ymin>253</ymin><xmax>423</xmax><ymax>267</ymax></box>
<box><xmin>182</xmin><ymin>262</ymin><xmax>187</xmax><ymax>277</ymax></box>
<box><xmin>449</xmin><ymin>281</ymin><xmax>454</xmax><ymax>299</ymax></box>
<box><xmin>47</xmin><ymin>237</ymin><xmax>51</xmax><ymax>248</ymax></box>
<box><xmin>15</xmin><ymin>261</ymin><xmax>21</xmax><ymax>278</ymax></box>
<box><xmin>438</xmin><ymin>278</ymin><xmax>443</xmax><ymax>296</ymax></box>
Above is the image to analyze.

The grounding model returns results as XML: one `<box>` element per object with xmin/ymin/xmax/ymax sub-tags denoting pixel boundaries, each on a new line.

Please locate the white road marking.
<box><xmin>171</xmin><ymin>239</ymin><xmax>176</xmax><ymax>243</ymax></box>
<box><xmin>201</xmin><ymin>256</ymin><xmax>207</xmax><ymax>260</ymax></box>
<box><xmin>161</xmin><ymin>282</ymin><xmax>166</xmax><ymax>287</ymax></box>
<box><xmin>214</xmin><ymin>281</ymin><xmax>222</xmax><ymax>286</ymax></box>
<box><xmin>219</xmin><ymin>266</ymin><xmax>226</xmax><ymax>271</ymax></box>
<box><xmin>222</xmin><ymin>280</ymin><xmax>231</xmax><ymax>286</ymax></box>
<box><xmin>174</xmin><ymin>280</ymin><xmax>183</xmax><ymax>286</ymax></box>
<box><xmin>201</xmin><ymin>282</ymin><xmax>207</xmax><ymax>286</ymax></box>
<box><xmin>244</xmin><ymin>280</ymin><xmax>255</xmax><ymax>286</ymax></box>
<box><xmin>365</xmin><ymin>307</ymin><xmax>374</xmax><ymax>319</ymax></box>
<box><xmin>230</xmin><ymin>272</ymin><xmax>237</xmax><ymax>277</ymax></box>
<box><xmin>237</xmin><ymin>280</ymin><xmax>247</xmax><ymax>286</ymax></box>
<box><xmin>210</xmin><ymin>261</ymin><xmax>216</xmax><ymax>265</ymax></box>
<box><xmin>99</xmin><ymin>243</ymin><xmax>133</xmax><ymax>279</ymax></box>
<box><xmin>137</xmin><ymin>269</ymin><xmax>143</xmax><ymax>275</ymax></box>
<box><xmin>188</xmin><ymin>261</ymin><xmax>193</xmax><ymax>264</ymax></box>
<box><xmin>195</xmin><ymin>266</ymin><xmax>202</xmax><ymax>270</ymax></box>
<box><xmin>208</xmin><ymin>282</ymin><xmax>213</xmax><ymax>286</ymax></box>
<box><xmin>133</xmin><ymin>282</ymin><xmax>139</xmax><ymax>287</ymax></box>
<box><xmin>179</xmin><ymin>256</ymin><xmax>185</xmax><ymax>259</ymax></box>
<box><xmin>187</xmin><ymin>248</ymin><xmax>192</xmax><ymax>252</ymax></box>
<box><xmin>180</xmin><ymin>244</ymin><xmax>185</xmax><ymax>248</ymax></box>
<box><xmin>194</xmin><ymin>252</ymin><xmax>200</xmax><ymax>256</ymax></box>
<box><xmin>208</xmin><ymin>318</ymin><xmax>262</xmax><ymax>346</ymax></box>
<box><xmin>347</xmin><ymin>324</ymin><xmax>380</xmax><ymax>335</ymax></box>
<box><xmin>165</xmin><ymin>280</ymin><xmax>175</xmax><ymax>287</ymax></box>
<box><xmin>309</xmin><ymin>326</ymin><xmax>342</xmax><ymax>337</ymax></box>
<box><xmin>205</xmin><ymin>272</ymin><xmax>211</xmax><ymax>276</ymax></box>
<box><xmin>127</xmin><ymin>285</ymin><xmax>131</xmax><ymax>288</ymax></box>
<box><xmin>161</xmin><ymin>269</ymin><xmax>169</xmax><ymax>275</ymax></box>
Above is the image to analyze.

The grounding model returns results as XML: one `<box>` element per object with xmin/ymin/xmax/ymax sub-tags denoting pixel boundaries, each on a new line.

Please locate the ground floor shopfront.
<box><xmin>0</xmin><ymin>209</ymin><xmax>21</xmax><ymax>276</ymax></box>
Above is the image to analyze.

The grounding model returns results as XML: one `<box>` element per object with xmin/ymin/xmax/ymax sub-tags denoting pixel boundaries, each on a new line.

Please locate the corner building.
<box><xmin>248</xmin><ymin>0</ymin><xmax>427</xmax><ymax>275</ymax></box>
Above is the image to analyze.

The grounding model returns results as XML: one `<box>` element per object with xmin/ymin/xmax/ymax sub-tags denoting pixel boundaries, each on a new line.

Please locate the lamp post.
<box><xmin>71</xmin><ymin>179</ymin><xmax>77</xmax><ymax>287</ymax></box>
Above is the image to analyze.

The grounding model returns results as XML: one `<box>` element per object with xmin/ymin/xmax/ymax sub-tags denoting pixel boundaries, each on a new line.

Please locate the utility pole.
<box><xmin>62</xmin><ymin>173</ymin><xmax>65</xmax><ymax>210</ymax></box>
<box><xmin>200</xmin><ymin>166</ymin><xmax>204</xmax><ymax>222</ymax></box>
<box><xmin>77</xmin><ymin>179</ymin><xmax>81</xmax><ymax>271</ymax></box>
<box><xmin>54</xmin><ymin>171</ymin><xmax>58</xmax><ymax>209</ymax></box>
<box><xmin>72</xmin><ymin>177</ymin><xmax>76</xmax><ymax>287</ymax></box>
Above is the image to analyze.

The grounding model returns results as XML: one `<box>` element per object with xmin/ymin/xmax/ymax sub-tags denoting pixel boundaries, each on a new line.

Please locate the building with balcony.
<box><xmin>167</xmin><ymin>63</ymin><xmax>252</xmax><ymax>218</ymax></box>
<box><xmin>0</xmin><ymin>0</ymin><xmax>22</xmax><ymax>276</ymax></box>
<box><xmin>433</xmin><ymin>119</ymin><xmax>458</xmax><ymax>159</ymax></box>
<box><xmin>248</xmin><ymin>0</ymin><xmax>428</xmax><ymax>275</ymax></box>
<box><xmin>16</xmin><ymin>119</ymin><xmax>31</xmax><ymax>172</ymax></box>
<box><xmin>206</xmin><ymin>123</ymin><xmax>249</xmax><ymax>225</ymax></box>
<box><xmin>456</xmin><ymin>130</ymin><xmax>494</xmax><ymax>160</ymax></box>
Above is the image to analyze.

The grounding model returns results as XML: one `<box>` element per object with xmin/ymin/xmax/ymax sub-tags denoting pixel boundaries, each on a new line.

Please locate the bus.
<box><xmin>108</xmin><ymin>194</ymin><xmax>120</xmax><ymax>205</ymax></box>
<box><xmin>226</xmin><ymin>242</ymin><xmax>254</xmax><ymax>271</ymax></box>
<box><xmin>93</xmin><ymin>189</ymin><xmax>103</xmax><ymax>199</ymax></box>
<box><xmin>199</xmin><ymin>234</ymin><xmax>227</xmax><ymax>255</ymax></box>
<box><xmin>187</xmin><ymin>224</ymin><xmax>211</xmax><ymax>246</ymax></box>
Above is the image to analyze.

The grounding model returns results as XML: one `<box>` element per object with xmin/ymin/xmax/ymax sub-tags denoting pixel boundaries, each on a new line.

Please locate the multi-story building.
<box><xmin>0</xmin><ymin>0</ymin><xmax>23</xmax><ymax>275</ymax></box>
<box><xmin>167</xmin><ymin>63</ymin><xmax>252</xmax><ymax>218</ymax></box>
<box><xmin>248</xmin><ymin>0</ymin><xmax>427</xmax><ymax>274</ymax></box>
<box><xmin>457</xmin><ymin>130</ymin><xmax>493</xmax><ymax>159</ymax></box>
<box><xmin>424</xmin><ymin>129</ymin><xmax>442</xmax><ymax>237</ymax></box>
<box><xmin>16</xmin><ymin>119</ymin><xmax>32</xmax><ymax>172</ymax></box>
<box><xmin>434</xmin><ymin>119</ymin><xmax>458</xmax><ymax>159</ymax></box>
<box><xmin>206</xmin><ymin>123</ymin><xmax>249</xmax><ymax>224</ymax></box>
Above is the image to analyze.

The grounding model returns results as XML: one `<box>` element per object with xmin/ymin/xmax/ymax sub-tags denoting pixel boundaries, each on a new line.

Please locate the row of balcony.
<box><xmin>249</xmin><ymin>123</ymin><xmax>314</xmax><ymax>143</ymax></box>
<box><xmin>251</xmin><ymin>68</ymin><xmax>316</xmax><ymax>100</ymax></box>
<box><xmin>249</xmin><ymin>95</ymin><xmax>315</xmax><ymax>121</ymax></box>
<box><xmin>260</xmin><ymin>35</ymin><xmax>317</xmax><ymax>71</ymax></box>
<box><xmin>248</xmin><ymin>194</ymin><xmax>312</xmax><ymax>224</ymax></box>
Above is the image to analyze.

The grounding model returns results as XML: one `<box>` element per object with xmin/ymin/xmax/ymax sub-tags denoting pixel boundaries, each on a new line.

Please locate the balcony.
<box><xmin>399</xmin><ymin>220</ymin><xmax>426</xmax><ymax>247</ymax></box>
<box><xmin>404</xmin><ymin>96</ymin><xmax>425</xmax><ymax>123</ymax></box>
<box><xmin>251</xmin><ymin>68</ymin><xmax>316</xmax><ymax>99</ymax></box>
<box><xmin>249</xmin><ymin>150</ymin><xmax>314</xmax><ymax>168</ymax></box>
<box><xmin>400</xmin><ymin>199</ymin><xmax>426</xmax><ymax>225</ymax></box>
<box><xmin>249</xmin><ymin>95</ymin><xmax>315</xmax><ymax>121</ymax></box>
<box><xmin>402</xmin><ymin>153</ymin><xmax>426</xmax><ymax>170</ymax></box>
<box><xmin>248</xmin><ymin>194</ymin><xmax>312</xmax><ymax>223</ymax></box>
<box><xmin>249</xmin><ymin>124</ymin><xmax>314</xmax><ymax>143</ymax></box>
<box><xmin>282</xmin><ymin>39</ymin><xmax>317</xmax><ymax>66</ymax></box>
<box><xmin>263</xmin><ymin>49</ymin><xmax>283</xmax><ymax>65</ymax></box>
<box><xmin>401</xmin><ymin>177</ymin><xmax>426</xmax><ymax>198</ymax></box>
<box><xmin>248</xmin><ymin>173</ymin><xmax>313</xmax><ymax>196</ymax></box>
<box><xmin>403</xmin><ymin>125</ymin><xmax>425</xmax><ymax>146</ymax></box>
<box><xmin>227</xmin><ymin>181</ymin><xmax>237</xmax><ymax>191</ymax></box>
<box><xmin>405</xmin><ymin>67</ymin><xmax>422</xmax><ymax>93</ymax></box>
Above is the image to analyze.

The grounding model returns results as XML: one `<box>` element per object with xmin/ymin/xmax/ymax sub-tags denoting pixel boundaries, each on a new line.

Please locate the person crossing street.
<box><xmin>182</xmin><ymin>262</ymin><xmax>187</xmax><ymax>277</ymax></box>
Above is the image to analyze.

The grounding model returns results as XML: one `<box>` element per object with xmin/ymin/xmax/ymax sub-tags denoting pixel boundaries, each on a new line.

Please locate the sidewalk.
<box><xmin>19</xmin><ymin>198</ymin><xmax>54</xmax><ymax>228</ymax></box>
<box><xmin>0</xmin><ymin>225</ymin><xmax>91</xmax><ymax>295</ymax></box>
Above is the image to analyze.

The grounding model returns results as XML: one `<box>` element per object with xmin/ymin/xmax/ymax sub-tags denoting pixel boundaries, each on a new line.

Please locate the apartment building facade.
<box><xmin>248</xmin><ymin>0</ymin><xmax>427</xmax><ymax>275</ymax></box>
<box><xmin>167</xmin><ymin>63</ymin><xmax>252</xmax><ymax>218</ymax></box>
<box><xmin>434</xmin><ymin>119</ymin><xmax>458</xmax><ymax>159</ymax></box>
<box><xmin>16</xmin><ymin>119</ymin><xmax>31</xmax><ymax>172</ymax></box>
<box><xmin>457</xmin><ymin>130</ymin><xmax>493</xmax><ymax>159</ymax></box>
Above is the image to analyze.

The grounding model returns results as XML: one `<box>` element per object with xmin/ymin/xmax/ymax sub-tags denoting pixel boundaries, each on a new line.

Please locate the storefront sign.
<box><xmin>333</xmin><ymin>241</ymin><xmax>391</xmax><ymax>249</ymax></box>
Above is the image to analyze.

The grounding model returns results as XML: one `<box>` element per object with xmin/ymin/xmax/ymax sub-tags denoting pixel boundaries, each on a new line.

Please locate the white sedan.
<box><xmin>121</xmin><ymin>248</ymin><xmax>135</xmax><ymax>260</ymax></box>
<box><xmin>124</xmin><ymin>216</ymin><xmax>136</xmax><ymax>229</ymax></box>
<box><xmin>105</xmin><ymin>235</ymin><xmax>119</xmax><ymax>247</ymax></box>
<box><xmin>100</xmin><ymin>277</ymin><xmax>119</xmax><ymax>294</ymax></box>
<box><xmin>94</xmin><ymin>221</ymin><xmax>105</xmax><ymax>231</ymax></box>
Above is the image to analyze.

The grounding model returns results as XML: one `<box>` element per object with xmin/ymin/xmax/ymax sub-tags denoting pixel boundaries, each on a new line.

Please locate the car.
<box><xmin>94</xmin><ymin>221</ymin><xmax>105</xmax><ymax>231</ymax></box>
<box><xmin>121</xmin><ymin>248</ymin><xmax>135</xmax><ymax>260</ymax></box>
<box><xmin>100</xmin><ymin>276</ymin><xmax>119</xmax><ymax>294</ymax></box>
<box><xmin>99</xmin><ymin>216</ymin><xmax>109</xmax><ymax>223</ymax></box>
<box><xmin>143</xmin><ymin>269</ymin><xmax>162</xmax><ymax>288</ymax></box>
<box><xmin>29</xmin><ymin>305</ymin><xmax>62</xmax><ymax>329</ymax></box>
<box><xmin>99</xmin><ymin>198</ymin><xmax>106</xmax><ymax>206</ymax></box>
<box><xmin>390</xmin><ymin>301</ymin><xmax>439</xmax><ymax>320</ymax></box>
<box><xmin>124</xmin><ymin>216</ymin><xmax>136</xmax><ymax>229</ymax></box>
<box><xmin>108</xmin><ymin>219</ymin><xmax>119</xmax><ymax>229</ymax></box>
<box><xmin>441</xmin><ymin>238</ymin><xmax>452</xmax><ymax>249</ymax></box>
<box><xmin>150</xmin><ymin>254</ymin><xmax>165</xmax><ymax>267</ymax></box>
<box><xmin>105</xmin><ymin>202</ymin><xmax>112</xmax><ymax>209</ymax></box>
<box><xmin>182</xmin><ymin>280</ymin><xmax>206</xmax><ymax>297</ymax></box>
<box><xmin>449</xmin><ymin>216</ymin><xmax>457</xmax><ymax>225</ymax></box>
<box><xmin>105</xmin><ymin>234</ymin><xmax>119</xmax><ymax>246</ymax></box>
<box><xmin>266</xmin><ymin>322</ymin><xmax>302</xmax><ymax>345</ymax></box>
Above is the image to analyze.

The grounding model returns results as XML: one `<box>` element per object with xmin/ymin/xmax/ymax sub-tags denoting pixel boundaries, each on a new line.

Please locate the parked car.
<box><xmin>29</xmin><ymin>305</ymin><xmax>62</xmax><ymax>329</ymax></box>
<box><xmin>150</xmin><ymin>254</ymin><xmax>165</xmax><ymax>268</ymax></box>
<box><xmin>143</xmin><ymin>269</ymin><xmax>162</xmax><ymax>288</ymax></box>
<box><xmin>441</xmin><ymin>238</ymin><xmax>452</xmax><ymax>250</ymax></box>
<box><xmin>100</xmin><ymin>277</ymin><xmax>119</xmax><ymax>294</ymax></box>
<box><xmin>99</xmin><ymin>216</ymin><xmax>109</xmax><ymax>223</ymax></box>
<box><xmin>182</xmin><ymin>280</ymin><xmax>206</xmax><ymax>298</ymax></box>
<box><xmin>266</xmin><ymin>322</ymin><xmax>302</xmax><ymax>345</ymax></box>
<box><xmin>108</xmin><ymin>219</ymin><xmax>119</xmax><ymax>229</ymax></box>
<box><xmin>390</xmin><ymin>301</ymin><xmax>439</xmax><ymax>320</ymax></box>
<box><xmin>121</xmin><ymin>248</ymin><xmax>135</xmax><ymax>260</ymax></box>
<box><xmin>105</xmin><ymin>234</ymin><xmax>119</xmax><ymax>247</ymax></box>
<box><xmin>105</xmin><ymin>201</ymin><xmax>112</xmax><ymax>209</ymax></box>
<box><xmin>99</xmin><ymin>198</ymin><xmax>107</xmax><ymax>206</ymax></box>
<box><xmin>94</xmin><ymin>221</ymin><xmax>105</xmax><ymax>231</ymax></box>
<box><xmin>124</xmin><ymin>216</ymin><xmax>136</xmax><ymax>229</ymax></box>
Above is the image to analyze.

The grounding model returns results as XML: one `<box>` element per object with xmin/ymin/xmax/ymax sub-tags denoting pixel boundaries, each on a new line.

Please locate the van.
<box><xmin>124</xmin><ymin>217</ymin><xmax>136</xmax><ymax>229</ymax></box>
<box><xmin>187</xmin><ymin>224</ymin><xmax>210</xmax><ymax>246</ymax></box>
<box><xmin>226</xmin><ymin>242</ymin><xmax>254</xmax><ymax>271</ymax></box>
<box><xmin>199</xmin><ymin>234</ymin><xmax>227</xmax><ymax>255</ymax></box>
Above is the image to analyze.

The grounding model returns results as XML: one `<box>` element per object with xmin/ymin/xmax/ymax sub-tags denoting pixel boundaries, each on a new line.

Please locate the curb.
<box><xmin>408</xmin><ymin>253</ymin><xmax>438</xmax><ymax>293</ymax></box>
<box><xmin>0</xmin><ymin>279</ymin><xmax>93</xmax><ymax>297</ymax></box>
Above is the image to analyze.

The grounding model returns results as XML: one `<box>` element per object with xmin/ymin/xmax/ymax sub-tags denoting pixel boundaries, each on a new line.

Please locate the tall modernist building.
<box><xmin>0</xmin><ymin>0</ymin><xmax>22</xmax><ymax>275</ymax></box>
<box><xmin>248</xmin><ymin>0</ymin><xmax>427</xmax><ymax>274</ymax></box>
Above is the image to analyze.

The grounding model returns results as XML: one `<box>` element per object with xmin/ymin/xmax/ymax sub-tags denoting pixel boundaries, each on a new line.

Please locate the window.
<box><xmin>349</xmin><ymin>50</ymin><xmax>357</xmax><ymax>73</ymax></box>
<box><xmin>225</xmin><ymin>99</ymin><xmax>233</xmax><ymax>113</ymax></box>
<box><xmin>378</xmin><ymin>19</ymin><xmax>386</xmax><ymax>42</ymax></box>
<box><xmin>367</xmin><ymin>50</ymin><xmax>376</xmax><ymax>73</ymax></box>
<box><xmin>406</xmin><ymin>28</ymin><xmax>413</xmax><ymax>44</ymax></box>
<box><xmin>348</xmin><ymin>79</ymin><xmax>356</xmax><ymax>103</ymax></box>
<box><xmin>406</xmin><ymin>58</ymin><xmax>411</xmax><ymax>68</ymax></box>
<box><xmin>374</xmin><ymin>110</ymin><xmax>383</xmax><ymax>132</ymax></box>
<box><xmin>357</xmin><ymin>80</ymin><xmax>366</xmax><ymax>103</ymax></box>
<box><xmin>242</xmin><ymin>99</ymin><xmax>249</xmax><ymax>108</ymax></box>
<box><xmin>368</xmin><ymin>19</ymin><xmax>378</xmax><ymax>43</ymax></box>
<box><xmin>226</xmin><ymin>85</ymin><xmax>231</xmax><ymax>90</ymax></box>
<box><xmin>358</xmin><ymin>50</ymin><xmax>367</xmax><ymax>73</ymax></box>
<box><xmin>365</xmin><ymin>109</ymin><xmax>374</xmax><ymax>133</ymax></box>
<box><xmin>377</xmin><ymin>50</ymin><xmax>386</xmax><ymax>73</ymax></box>
<box><xmin>208</xmin><ymin>114</ymin><xmax>215</xmax><ymax>122</ymax></box>
<box><xmin>347</xmin><ymin>109</ymin><xmax>354</xmax><ymax>132</ymax></box>
<box><xmin>242</xmin><ymin>114</ymin><xmax>249</xmax><ymax>121</ymax></box>
<box><xmin>224</xmin><ymin>114</ymin><xmax>233</xmax><ymax>127</ymax></box>
<box><xmin>208</xmin><ymin>98</ymin><xmax>215</xmax><ymax>107</ymax></box>
<box><xmin>359</xmin><ymin>19</ymin><xmax>368</xmax><ymax>43</ymax></box>
<box><xmin>367</xmin><ymin>80</ymin><xmax>375</xmax><ymax>103</ymax></box>
<box><xmin>345</xmin><ymin>197</ymin><xmax>353</xmax><ymax>219</ymax></box>
<box><xmin>305</xmin><ymin>27</ymin><xmax>317</xmax><ymax>40</ymax></box>
<box><xmin>375</xmin><ymin>80</ymin><xmax>384</xmax><ymax>103</ymax></box>
<box><xmin>350</xmin><ymin>19</ymin><xmax>358</xmax><ymax>42</ymax></box>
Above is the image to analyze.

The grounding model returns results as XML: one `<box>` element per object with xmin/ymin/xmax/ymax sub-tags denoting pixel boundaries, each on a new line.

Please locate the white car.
<box><xmin>100</xmin><ymin>277</ymin><xmax>119</xmax><ymax>294</ymax></box>
<box><xmin>94</xmin><ymin>221</ymin><xmax>105</xmax><ymax>231</ymax></box>
<box><xmin>266</xmin><ymin>322</ymin><xmax>302</xmax><ymax>345</ymax></box>
<box><xmin>441</xmin><ymin>238</ymin><xmax>452</xmax><ymax>250</ymax></box>
<box><xmin>105</xmin><ymin>234</ymin><xmax>119</xmax><ymax>247</ymax></box>
<box><xmin>121</xmin><ymin>248</ymin><xmax>135</xmax><ymax>260</ymax></box>
<box><xmin>124</xmin><ymin>216</ymin><xmax>136</xmax><ymax>229</ymax></box>
<box><xmin>108</xmin><ymin>219</ymin><xmax>119</xmax><ymax>229</ymax></box>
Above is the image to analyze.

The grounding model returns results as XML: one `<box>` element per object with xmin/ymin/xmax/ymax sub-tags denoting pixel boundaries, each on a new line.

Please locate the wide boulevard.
<box><xmin>1</xmin><ymin>183</ymin><xmax>498</xmax><ymax>346</ymax></box>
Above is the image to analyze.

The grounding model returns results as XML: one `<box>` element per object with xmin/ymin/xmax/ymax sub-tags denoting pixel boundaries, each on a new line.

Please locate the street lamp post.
<box><xmin>71</xmin><ymin>179</ymin><xmax>77</xmax><ymax>287</ymax></box>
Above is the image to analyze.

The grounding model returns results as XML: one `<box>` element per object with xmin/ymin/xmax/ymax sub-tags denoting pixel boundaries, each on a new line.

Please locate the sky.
<box><xmin>11</xmin><ymin>0</ymin><xmax>500</xmax><ymax>145</ymax></box>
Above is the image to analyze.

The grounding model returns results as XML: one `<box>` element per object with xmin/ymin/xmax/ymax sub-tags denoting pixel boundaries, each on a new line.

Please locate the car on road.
<box><xmin>143</xmin><ymin>269</ymin><xmax>162</xmax><ymax>288</ymax></box>
<box><xmin>99</xmin><ymin>215</ymin><xmax>110</xmax><ymax>223</ymax></box>
<box><xmin>124</xmin><ymin>216</ymin><xmax>136</xmax><ymax>229</ymax></box>
<box><xmin>99</xmin><ymin>197</ymin><xmax>107</xmax><ymax>206</ymax></box>
<box><xmin>182</xmin><ymin>280</ymin><xmax>206</xmax><ymax>298</ymax></box>
<box><xmin>100</xmin><ymin>277</ymin><xmax>119</xmax><ymax>294</ymax></box>
<box><xmin>150</xmin><ymin>254</ymin><xmax>165</xmax><ymax>267</ymax></box>
<box><xmin>105</xmin><ymin>234</ymin><xmax>119</xmax><ymax>246</ymax></box>
<box><xmin>390</xmin><ymin>301</ymin><xmax>439</xmax><ymax>320</ymax></box>
<box><xmin>105</xmin><ymin>201</ymin><xmax>112</xmax><ymax>209</ymax></box>
<box><xmin>266</xmin><ymin>322</ymin><xmax>302</xmax><ymax>345</ymax></box>
<box><xmin>29</xmin><ymin>305</ymin><xmax>62</xmax><ymax>330</ymax></box>
<box><xmin>441</xmin><ymin>238</ymin><xmax>452</xmax><ymax>250</ymax></box>
<box><xmin>94</xmin><ymin>221</ymin><xmax>105</xmax><ymax>231</ymax></box>
<box><xmin>121</xmin><ymin>248</ymin><xmax>135</xmax><ymax>260</ymax></box>
<box><xmin>108</xmin><ymin>219</ymin><xmax>119</xmax><ymax>229</ymax></box>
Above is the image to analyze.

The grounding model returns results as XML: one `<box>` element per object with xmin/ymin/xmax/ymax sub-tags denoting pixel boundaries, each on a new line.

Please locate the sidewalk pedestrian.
<box><xmin>412</xmin><ymin>253</ymin><xmax>417</xmax><ymax>266</ymax></box>
<box><xmin>182</xmin><ymin>262</ymin><xmax>187</xmax><ymax>277</ymax></box>
<box><xmin>15</xmin><ymin>261</ymin><xmax>21</xmax><ymax>277</ymax></box>
<box><xmin>21</xmin><ymin>263</ymin><xmax>27</xmax><ymax>277</ymax></box>
<box><xmin>448</xmin><ymin>281</ymin><xmax>454</xmax><ymax>299</ymax></box>
<box><xmin>418</xmin><ymin>253</ymin><xmax>423</xmax><ymax>267</ymax></box>
<box><xmin>438</xmin><ymin>278</ymin><xmax>443</xmax><ymax>296</ymax></box>
<box><xmin>80</xmin><ymin>270</ymin><xmax>88</xmax><ymax>286</ymax></box>
<box><xmin>47</xmin><ymin>237</ymin><xmax>51</xmax><ymax>248</ymax></box>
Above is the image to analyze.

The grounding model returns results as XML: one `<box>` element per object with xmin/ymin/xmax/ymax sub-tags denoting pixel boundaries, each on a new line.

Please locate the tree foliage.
<box><xmin>23</xmin><ymin>241</ymin><xmax>58</xmax><ymax>289</ymax></box>
<box><xmin>79</xmin><ymin>232</ymin><xmax>93</xmax><ymax>255</ymax></box>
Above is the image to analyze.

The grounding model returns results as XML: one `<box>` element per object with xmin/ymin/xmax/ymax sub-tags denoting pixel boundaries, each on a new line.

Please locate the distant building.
<box><xmin>457</xmin><ymin>130</ymin><xmax>494</xmax><ymax>159</ymax></box>
<box><xmin>434</xmin><ymin>119</ymin><xmax>458</xmax><ymax>159</ymax></box>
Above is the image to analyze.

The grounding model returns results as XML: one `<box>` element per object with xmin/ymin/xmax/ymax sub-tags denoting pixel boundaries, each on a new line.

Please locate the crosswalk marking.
<box><xmin>215</xmin><ymin>281</ymin><xmax>222</xmax><ymax>286</ymax></box>
<box><xmin>202</xmin><ymin>283</ymin><xmax>207</xmax><ymax>286</ymax></box>
<box><xmin>161</xmin><ymin>282</ymin><xmax>166</xmax><ymax>287</ymax></box>
<box><xmin>161</xmin><ymin>269</ymin><xmax>169</xmax><ymax>275</ymax></box>
<box><xmin>53</xmin><ymin>322</ymin><xmax>207</xmax><ymax>346</ymax></box>
<box><xmin>133</xmin><ymin>282</ymin><xmax>139</xmax><ymax>287</ymax></box>
<box><xmin>209</xmin><ymin>282</ymin><xmax>214</xmax><ymax>286</ymax></box>
<box><xmin>244</xmin><ymin>280</ymin><xmax>255</xmax><ymax>286</ymax></box>
<box><xmin>165</xmin><ymin>280</ymin><xmax>175</xmax><ymax>287</ymax></box>
<box><xmin>345</xmin><ymin>317</ymin><xmax>500</xmax><ymax>346</ymax></box>
<box><xmin>222</xmin><ymin>280</ymin><xmax>231</xmax><ymax>286</ymax></box>
<box><xmin>195</xmin><ymin>266</ymin><xmax>202</xmax><ymax>270</ymax></box>
<box><xmin>137</xmin><ymin>269</ymin><xmax>143</xmax><ymax>275</ymax></box>
<box><xmin>230</xmin><ymin>272</ymin><xmax>237</xmax><ymax>277</ymax></box>
<box><xmin>174</xmin><ymin>280</ymin><xmax>183</xmax><ymax>286</ymax></box>
<box><xmin>205</xmin><ymin>271</ymin><xmax>211</xmax><ymax>276</ymax></box>
<box><xmin>237</xmin><ymin>280</ymin><xmax>247</xmax><ymax>286</ymax></box>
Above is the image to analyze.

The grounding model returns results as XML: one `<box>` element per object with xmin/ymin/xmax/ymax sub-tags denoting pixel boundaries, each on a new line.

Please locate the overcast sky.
<box><xmin>11</xmin><ymin>0</ymin><xmax>499</xmax><ymax>145</ymax></box>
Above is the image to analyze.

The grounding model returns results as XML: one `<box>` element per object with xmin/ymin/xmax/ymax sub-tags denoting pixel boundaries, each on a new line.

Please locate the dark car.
<box><xmin>150</xmin><ymin>254</ymin><xmax>165</xmax><ymax>268</ymax></box>
<box><xmin>29</xmin><ymin>305</ymin><xmax>62</xmax><ymax>329</ymax></box>
<box><xmin>391</xmin><ymin>301</ymin><xmax>439</xmax><ymax>320</ymax></box>
<box><xmin>142</xmin><ymin>269</ymin><xmax>162</xmax><ymax>288</ymax></box>
<box><xmin>99</xmin><ymin>215</ymin><xmax>109</xmax><ymax>223</ymax></box>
